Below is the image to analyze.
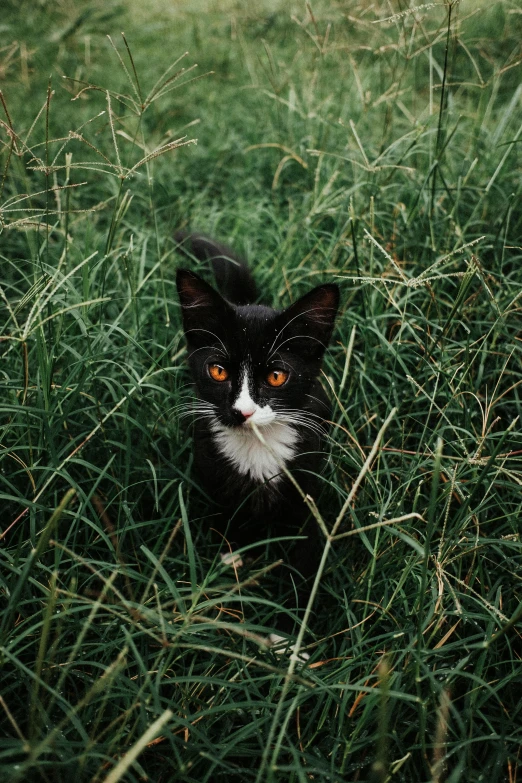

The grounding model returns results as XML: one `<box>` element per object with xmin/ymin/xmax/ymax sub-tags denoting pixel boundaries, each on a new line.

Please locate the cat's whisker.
<box><xmin>184</xmin><ymin>328</ymin><xmax>229</xmax><ymax>357</ymax></box>
<box><xmin>180</xmin><ymin>406</ymin><xmax>216</xmax><ymax>416</ymax></box>
<box><xmin>166</xmin><ymin>403</ymin><xmax>199</xmax><ymax>416</ymax></box>
<box><xmin>178</xmin><ymin>411</ymin><xmax>213</xmax><ymax>420</ymax></box>
<box><xmin>274</xmin><ymin>411</ymin><xmax>326</xmax><ymax>437</ymax></box>
<box><xmin>269</xmin><ymin>352</ymin><xmax>298</xmax><ymax>374</ymax></box>
<box><xmin>289</xmin><ymin>422</ymin><xmax>325</xmax><ymax>438</ymax></box>
<box><xmin>280</xmin><ymin>408</ymin><xmax>326</xmax><ymax>429</ymax></box>
<box><xmin>267</xmin><ymin>333</ymin><xmax>325</xmax><ymax>363</ymax></box>
<box><xmin>174</xmin><ymin>399</ymin><xmax>218</xmax><ymax>421</ymax></box>
<box><xmin>305</xmin><ymin>392</ymin><xmax>329</xmax><ymax>410</ymax></box>
<box><xmin>188</xmin><ymin>343</ymin><xmax>228</xmax><ymax>360</ymax></box>
<box><xmin>182</xmin><ymin>410</ymin><xmax>218</xmax><ymax>427</ymax></box>
<box><xmin>192</xmin><ymin>415</ymin><xmax>217</xmax><ymax>426</ymax></box>
<box><xmin>272</xmin><ymin>404</ymin><xmax>324</xmax><ymax>422</ymax></box>
<box><xmin>266</xmin><ymin>305</ymin><xmax>326</xmax><ymax>359</ymax></box>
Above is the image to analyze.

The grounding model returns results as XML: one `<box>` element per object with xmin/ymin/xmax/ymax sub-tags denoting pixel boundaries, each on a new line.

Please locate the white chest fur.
<box><xmin>211</xmin><ymin>420</ymin><xmax>299</xmax><ymax>483</ymax></box>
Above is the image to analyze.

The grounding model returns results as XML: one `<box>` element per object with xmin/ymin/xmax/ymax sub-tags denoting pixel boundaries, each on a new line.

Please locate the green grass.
<box><xmin>1</xmin><ymin>0</ymin><xmax>521</xmax><ymax>781</ymax></box>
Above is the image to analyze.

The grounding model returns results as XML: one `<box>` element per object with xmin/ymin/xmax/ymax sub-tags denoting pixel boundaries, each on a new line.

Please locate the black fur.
<box><xmin>176</xmin><ymin>234</ymin><xmax>339</xmax><ymax>635</ymax></box>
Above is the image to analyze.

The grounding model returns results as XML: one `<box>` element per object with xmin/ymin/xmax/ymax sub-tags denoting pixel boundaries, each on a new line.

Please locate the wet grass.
<box><xmin>1</xmin><ymin>1</ymin><xmax>521</xmax><ymax>781</ymax></box>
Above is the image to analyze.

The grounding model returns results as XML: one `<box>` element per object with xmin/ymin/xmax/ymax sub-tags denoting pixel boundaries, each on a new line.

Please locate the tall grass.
<box><xmin>1</xmin><ymin>1</ymin><xmax>521</xmax><ymax>781</ymax></box>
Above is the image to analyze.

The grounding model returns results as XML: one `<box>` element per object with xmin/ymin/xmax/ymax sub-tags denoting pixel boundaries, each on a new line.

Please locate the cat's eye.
<box><xmin>208</xmin><ymin>363</ymin><xmax>229</xmax><ymax>382</ymax></box>
<box><xmin>266</xmin><ymin>369</ymin><xmax>289</xmax><ymax>387</ymax></box>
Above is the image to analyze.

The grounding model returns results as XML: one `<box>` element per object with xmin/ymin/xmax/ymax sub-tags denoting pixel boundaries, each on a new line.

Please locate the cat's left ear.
<box><xmin>176</xmin><ymin>268</ymin><xmax>232</xmax><ymax>347</ymax></box>
<box><xmin>276</xmin><ymin>283</ymin><xmax>339</xmax><ymax>358</ymax></box>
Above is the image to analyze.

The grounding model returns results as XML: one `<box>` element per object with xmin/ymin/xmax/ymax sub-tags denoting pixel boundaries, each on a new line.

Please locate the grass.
<box><xmin>1</xmin><ymin>0</ymin><xmax>521</xmax><ymax>780</ymax></box>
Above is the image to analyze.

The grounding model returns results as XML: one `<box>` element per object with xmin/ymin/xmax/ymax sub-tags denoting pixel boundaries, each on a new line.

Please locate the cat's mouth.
<box><xmin>229</xmin><ymin>417</ymin><xmax>274</xmax><ymax>431</ymax></box>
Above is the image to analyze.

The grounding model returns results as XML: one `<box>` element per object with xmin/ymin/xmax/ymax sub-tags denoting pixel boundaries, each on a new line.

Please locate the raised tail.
<box><xmin>174</xmin><ymin>231</ymin><xmax>258</xmax><ymax>305</ymax></box>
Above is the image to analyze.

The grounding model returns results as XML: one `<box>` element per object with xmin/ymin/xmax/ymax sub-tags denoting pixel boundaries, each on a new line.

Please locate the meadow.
<box><xmin>1</xmin><ymin>0</ymin><xmax>521</xmax><ymax>780</ymax></box>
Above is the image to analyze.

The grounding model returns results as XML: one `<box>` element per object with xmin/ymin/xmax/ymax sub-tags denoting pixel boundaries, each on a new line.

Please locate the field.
<box><xmin>1</xmin><ymin>0</ymin><xmax>522</xmax><ymax>781</ymax></box>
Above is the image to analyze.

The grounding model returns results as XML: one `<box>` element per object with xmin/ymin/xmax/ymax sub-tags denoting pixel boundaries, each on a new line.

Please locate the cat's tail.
<box><xmin>174</xmin><ymin>231</ymin><xmax>258</xmax><ymax>305</ymax></box>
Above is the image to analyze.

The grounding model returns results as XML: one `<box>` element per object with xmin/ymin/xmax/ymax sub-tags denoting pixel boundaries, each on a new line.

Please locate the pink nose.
<box><xmin>241</xmin><ymin>411</ymin><xmax>254</xmax><ymax>419</ymax></box>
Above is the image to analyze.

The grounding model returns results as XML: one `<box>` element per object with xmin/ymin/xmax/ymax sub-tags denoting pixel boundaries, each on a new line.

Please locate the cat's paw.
<box><xmin>268</xmin><ymin>633</ymin><xmax>310</xmax><ymax>663</ymax></box>
<box><xmin>220</xmin><ymin>550</ymin><xmax>244</xmax><ymax>568</ymax></box>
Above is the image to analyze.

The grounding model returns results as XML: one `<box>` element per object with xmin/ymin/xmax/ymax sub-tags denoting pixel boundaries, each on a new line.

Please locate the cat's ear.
<box><xmin>276</xmin><ymin>284</ymin><xmax>339</xmax><ymax>358</ymax></box>
<box><xmin>176</xmin><ymin>269</ymin><xmax>231</xmax><ymax>347</ymax></box>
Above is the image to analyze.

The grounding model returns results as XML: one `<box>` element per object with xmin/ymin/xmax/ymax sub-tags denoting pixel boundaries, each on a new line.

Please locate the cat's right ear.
<box><xmin>176</xmin><ymin>269</ymin><xmax>231</xmax><ymax>347</ymax></box>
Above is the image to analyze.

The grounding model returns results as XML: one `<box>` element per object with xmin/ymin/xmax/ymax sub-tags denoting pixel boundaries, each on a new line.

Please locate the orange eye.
<box><xmin>266</xmin><ymin>369</ymin><xmax>288</xmax><ymax>387</ymax></box>
<box><xmin>208</xmin><ymin>364</ymin><xmax>229</xmax><ymax>382</ymax></box>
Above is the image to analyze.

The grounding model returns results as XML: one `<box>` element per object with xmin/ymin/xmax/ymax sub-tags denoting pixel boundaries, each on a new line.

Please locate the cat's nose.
<box><xmin>231</xmin><ymin>408</ymin><xmax>254</xmax><ymax>425</ymax></box>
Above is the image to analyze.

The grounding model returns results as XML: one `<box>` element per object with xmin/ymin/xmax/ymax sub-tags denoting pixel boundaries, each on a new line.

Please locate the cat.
<box><xmin>175</xmin><ymin>232</ymin><xmax>339</xmax><ymax>646</ymax></box>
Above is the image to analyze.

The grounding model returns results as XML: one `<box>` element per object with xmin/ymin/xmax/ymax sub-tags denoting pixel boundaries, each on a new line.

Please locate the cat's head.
<box><xmin>176</xmin><ymin>269</ymin><xmax>339</xmax><ymax>430</ymax></box>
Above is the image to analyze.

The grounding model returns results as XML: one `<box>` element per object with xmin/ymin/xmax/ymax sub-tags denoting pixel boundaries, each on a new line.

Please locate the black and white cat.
<box><xmin>176</xmin><ymin>233</ymin><xmax>339</xmax><ymax>642</ymax></box>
